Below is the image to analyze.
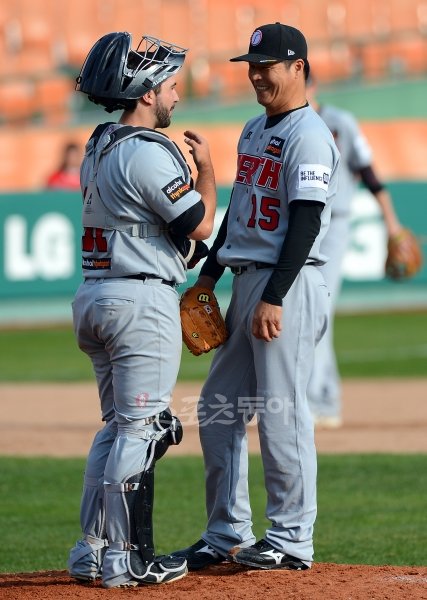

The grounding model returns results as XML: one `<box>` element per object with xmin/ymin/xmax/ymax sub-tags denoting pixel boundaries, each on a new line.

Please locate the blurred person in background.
<box><xmin>45</xmin><ymin>141</ymin><xmax>82</xmax><ymax>191</ymax></box>
<box><xmin>306</xmin><ymin>74</ymin><xmax>404</xmax><ymax>428</ymax></box>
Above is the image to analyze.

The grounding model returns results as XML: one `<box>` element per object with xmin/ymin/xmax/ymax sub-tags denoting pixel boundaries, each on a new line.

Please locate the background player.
<box><xmin>172</xmin><ymin>23</ymin><xmax>340</xmax><ymax>571</ymax></box>
<box><xmin>68</xmin><ymin>31</ymin><xmax>216</xmax><ymax>588</ymax></box>
<box><xmin>306</xmin><ymin>74</ymin><xmax>404</xmax><ymax>428</ymax></box>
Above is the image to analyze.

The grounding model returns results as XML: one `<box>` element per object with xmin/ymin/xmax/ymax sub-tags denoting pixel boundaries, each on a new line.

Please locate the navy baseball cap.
<box><xmin>230</xmin><ymin>22</ymin><xmax>309</xmax><ymax>66</ymax></box>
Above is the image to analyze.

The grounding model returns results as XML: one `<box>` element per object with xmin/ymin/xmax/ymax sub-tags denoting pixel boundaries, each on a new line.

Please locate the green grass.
<box><xmin>0</xmin><ymin>455</ymin><xmax>425</xmax><ymax>573</ymax></box>
<box><xmin>333</xmin><ymin>311</ymin><xmax>427</xmax><ymax>377</ymax></box>
<box><xmin>0</xmin><ymin>311</ymin><xmax>426</xmax><ymax>381</ymax></box>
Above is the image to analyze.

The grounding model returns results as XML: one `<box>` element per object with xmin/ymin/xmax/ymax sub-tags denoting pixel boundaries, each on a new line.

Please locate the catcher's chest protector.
<box><xmin>82</xmin><ymin>125</ymin><xmax>191</xmax><ymax>234</ymax></box>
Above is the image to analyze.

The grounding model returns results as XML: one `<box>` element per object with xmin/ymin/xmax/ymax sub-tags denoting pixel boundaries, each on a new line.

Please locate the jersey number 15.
<box><xmin>247</xmin><ymin>195</ymin><xmax>280</xmax><ymax>231</ymax></box>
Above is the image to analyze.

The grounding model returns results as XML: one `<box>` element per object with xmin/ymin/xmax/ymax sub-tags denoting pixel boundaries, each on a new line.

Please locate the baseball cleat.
<box><xmin>170</xmin><ymin>538</ymin><xmax>224</xmax><ymax>570</ymax></box>
<box><xmin>102</xmin><ymin>556</ymin><xmax>187</xmax><ymax>588</ymax></box>
<box><xmin>228</xmin><ymin>539</ymin><xmax>309</xmax><ymax>570</ymax></box>
<box><xmin>139</xmin><ymin>556</ymin><xmax>188</xmax><ymax>585</ymax></box>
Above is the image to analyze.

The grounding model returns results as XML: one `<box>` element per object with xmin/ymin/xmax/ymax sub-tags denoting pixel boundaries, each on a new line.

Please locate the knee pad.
<box><xmin>151</xmin><ymin>410</ymin><xmax>183</xmax><ymax>462</ymax></box>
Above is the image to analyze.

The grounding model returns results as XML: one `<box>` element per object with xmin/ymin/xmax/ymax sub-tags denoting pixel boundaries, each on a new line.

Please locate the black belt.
<box><xmin>123</xmin><ymin>274</ymin><xmax>175</xmax><ymax>287</ymax></box>
<box><xmin>230</xmin><ymin>262</ymin><xmax>274</xmax><ymax>275</ymax></box>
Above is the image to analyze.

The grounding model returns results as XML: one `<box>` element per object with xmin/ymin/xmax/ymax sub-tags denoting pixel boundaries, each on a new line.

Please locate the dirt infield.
<box><xmin>1</xmin><ymin>379</ymin><xmax>426</xmax><ymax>599</ymax></box>
<box><xmin>1</xmin><ymin>379</ymin><xmax>426</xmax><ymax>456</ymax></box>
<box><xmin>1</xmin><ymin>564</ymin><xmax>427</xmax><ymax>600</ymax></box>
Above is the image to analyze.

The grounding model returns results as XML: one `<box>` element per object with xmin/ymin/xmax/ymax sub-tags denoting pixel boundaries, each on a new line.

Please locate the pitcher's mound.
<box><xmin>2</xmin><ymin>563</ymin><xmax>427</xmax><ymax>600</ymax></box>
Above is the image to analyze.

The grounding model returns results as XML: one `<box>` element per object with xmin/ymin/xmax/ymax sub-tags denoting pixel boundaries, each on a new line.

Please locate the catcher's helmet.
<box><xmin>76</xmin><ymin>32</ymin><xmax>187</xmax><ymax>112</ymax></box>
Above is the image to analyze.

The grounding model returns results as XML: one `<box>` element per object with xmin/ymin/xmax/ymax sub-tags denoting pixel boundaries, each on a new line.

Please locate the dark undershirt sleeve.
<box><xmin>358</xmin><ymin>165</ymin><xmax>385</xmax><ymax>194</ymax></box>
<box><xmin>199</xmin><ymin>207</ymin><xmax>230</xmax><ymax>282</ymax></box>
<box><xmin>168</xmin><ymin>200</ymin><xmax>205</xmax><ymax>237</ymax></box>
<box><xmin>261</xmin><ymin>200</ymin><xmax>324</xmax><ymax>306</ymax></box>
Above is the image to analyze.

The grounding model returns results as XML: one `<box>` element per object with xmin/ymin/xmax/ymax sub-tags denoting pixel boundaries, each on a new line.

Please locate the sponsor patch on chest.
<box><xmin>298</xmin><ymin>164</ymin><xmax>331</xmax><ymax>191</ymax></box>
<box><xmin>162</xmin><ymin>177</ymin><xmax>191</xmax><ymax>203</ymax></box>
<box><xmin>264</xmin><ymin>136</ymin><xmax>285</xmax><ymax>158</ymax></box>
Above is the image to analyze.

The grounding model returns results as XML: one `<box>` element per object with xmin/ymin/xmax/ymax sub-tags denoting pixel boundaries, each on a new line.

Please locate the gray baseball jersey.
<box><xmin>319</xmin><ymin>105</ymin><xmax>372</xmax><ymax>215</ymax></box>
<box><xmin>81</xmin><ymin>123</ymin><xmax>201</xmax><ymax>284</ymax></box>
<box><xmin>217</xmin><ymin>105</ymin><xmax>339</xmax><ymax>267</ymax></box>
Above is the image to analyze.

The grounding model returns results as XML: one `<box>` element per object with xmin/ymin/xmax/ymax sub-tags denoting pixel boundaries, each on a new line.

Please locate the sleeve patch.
<box><xmin>298</xmin><ymin>164</ymin><xmax>331</xmax><ymax>191</ymax></box>
<box><xmin>161</xmin><ymin>177</ymin><xmax>191</xmax><ymax>203</ymax></box>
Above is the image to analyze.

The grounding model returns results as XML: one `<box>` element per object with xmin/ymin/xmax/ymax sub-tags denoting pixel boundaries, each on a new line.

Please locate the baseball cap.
<box><xmin>230</xmin><ymin>22</ymin><xmax>309</xmax><ymax>66</ymax></box>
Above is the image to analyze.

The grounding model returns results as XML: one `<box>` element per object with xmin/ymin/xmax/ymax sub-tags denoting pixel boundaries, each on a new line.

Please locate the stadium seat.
<box><xmin>389</xmin><ymin>0</ymin><xmax>421</xmax><ymax>34</ymax></box>
<box><xmin>388</xmin><ymin>35</ymin><xmax>427</xmax><ymax>75</ymax></box>
<box><xmin>359</xmin><ymin>41</ymin><xmax>390</xmax><ymax>79</ymax></box>
<box><xmin>298</xmin><ymin>0</ymin><xmax>333</xmax><ymax>44</ymax></box>
<box><xmin>309</xmin><ymin>42</ymin><xmax>355</xmax><ymax>83</ymax></box>
<box><xmin>0</xmin><ymin>78</ymin><xmax>35</xmax><ymax>123</ymax></box>
<box><xmin>34</xmin><ymin>74</ymin><xmax>74</xmax><ymax>124</ymax></box>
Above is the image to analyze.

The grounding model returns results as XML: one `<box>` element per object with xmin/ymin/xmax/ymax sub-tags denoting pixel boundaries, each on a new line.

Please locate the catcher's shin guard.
<box><xmin>131</xmin><ymin>468</ymin><xmax>155</xmax><ymax>567</ymax></box>
<box><xmin>109</xmin><ymin>466</ymin><xmax>186</xmax><ymax>583</ymax></box>
<box><xmin>106</xmin><ymin>412</ymin><xmax>185</xmax><ymax>585</ymax></box>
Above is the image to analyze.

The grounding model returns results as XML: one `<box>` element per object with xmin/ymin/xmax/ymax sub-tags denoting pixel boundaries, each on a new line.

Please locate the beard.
<box><xmin>155</xmin><ymin>102</ymin><xmax>171</xmax><ymax>128</ymax></box>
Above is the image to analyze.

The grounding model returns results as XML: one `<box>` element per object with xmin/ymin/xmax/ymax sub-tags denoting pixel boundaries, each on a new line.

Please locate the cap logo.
<box><xmin>288</xmin><ymin>49</ymin><xmax>295</xmax><ymax>56</ymax></box>
<box><xmin>251</xmin><ymin>30</ymin><xmax>263</xmax><ymax>46</ymax></box>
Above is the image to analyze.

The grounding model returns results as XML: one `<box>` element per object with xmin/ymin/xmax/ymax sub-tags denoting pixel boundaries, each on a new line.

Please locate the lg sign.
<box><xmin>4</xmin><ymin>213</ymin><xmax>75</xmax><ymax>280</ymax></box>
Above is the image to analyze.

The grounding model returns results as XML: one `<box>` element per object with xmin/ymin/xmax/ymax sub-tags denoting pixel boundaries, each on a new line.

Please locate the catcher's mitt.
<box><xmin>180</xmin><ymin>286</ymin><xmax>228</xmax><ymax>356</ymax></box>
<box><xmin>385</xmin><ymin>227</ymin><xmax>423</xmax><ymax>280</ymax></box>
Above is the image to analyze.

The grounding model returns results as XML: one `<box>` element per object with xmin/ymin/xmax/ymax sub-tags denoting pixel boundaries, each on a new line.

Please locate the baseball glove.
<box><xmin>385</xmin><ymin>227</ymin><xmax>423</xmax><ymax>280</ymax></box>
<box><xmin>180</xmin><ymin>286</ymin><xmax>228</xmax><ymax>356</ymax></box>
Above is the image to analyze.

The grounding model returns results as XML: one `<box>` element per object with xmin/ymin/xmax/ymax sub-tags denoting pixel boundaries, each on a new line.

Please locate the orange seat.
<box><xmin>34</xmin><ymin>75</ymin><xmax>74</xmax><ymax>124</ymax></box>
<box><xmin>0</xmin><ymin>78</ymin><xmax>35</xmax><ymax>123</ymax></box>
<box><xmin>298</xmin><ymin>0</ymin><xmax>333</xmax><ymax>44</ymax></box>
<box><xmin>359</xmin><ymin>41</ymin><xmax>390</xmax><ymax>79</ymax></box>
<box><xmin>309</xmin><ymin>42</ymin><xmax>355</xmax><ymax>83</ymax></box>
<box><xmin>388</xmin><ymin>35</ymin><xmax>427</xmax><ymax>75</ymax></box>
<box><xmin>389</xmin><ymin>0</ymin><xmax>421</xmax><ymax>33</ymax></box>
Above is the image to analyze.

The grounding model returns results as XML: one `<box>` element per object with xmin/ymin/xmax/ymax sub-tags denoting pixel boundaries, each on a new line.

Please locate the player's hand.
<box><xmin>252</xmin><ymin>301</ymin><xmax>282</xmax><ymax>342</ymax></box>
<box><xmin>183</xmin><ymin>130</ymin><xmax>212</xmax><ymax>170</ymax></box>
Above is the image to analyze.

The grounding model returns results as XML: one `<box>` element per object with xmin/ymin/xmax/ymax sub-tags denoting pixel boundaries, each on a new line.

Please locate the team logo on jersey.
<box><xmin>162</xmin><ymin>177</ymin><xmax>191</xmax><ymax>203</ymax></box>
<box><xmin>298</xmin><ymin>164</ymin><xmax>332</xmax><ymax>191</ymax></box>
<box><xmin>244</xmin><ymin>130</ymin><xmax>253</xmax><ymax>140</ymax></box>
<box><xmin>264</xmin><ymin>136</ymin><xmax>285</xmax><ymax>158</ymax></box>
<box><xmin>82</xmin><ymin>257</ymin><xmax>112</xmax><ymax>270</ymax></box>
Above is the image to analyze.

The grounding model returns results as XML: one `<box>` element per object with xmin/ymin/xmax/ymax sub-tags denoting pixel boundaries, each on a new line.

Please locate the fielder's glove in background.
<box><xmin>180</xmin><ymin>286</ymin><xmax>228</xmax><ymax>356</ymax></box>
<box><xmin>385</xmin><ymin>227</ymin><xmax>423</xmax><ymax>280</ymax></box>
